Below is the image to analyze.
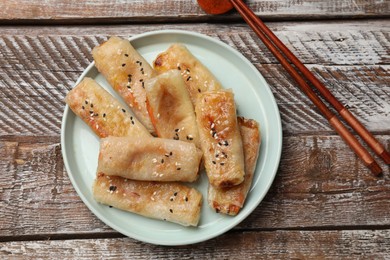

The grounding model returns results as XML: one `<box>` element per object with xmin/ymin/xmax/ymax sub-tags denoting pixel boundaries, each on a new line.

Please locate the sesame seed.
<box><xmin>170</xmin><ymin>152</ymin><xmax>173</xmax><ymax>156</ymax></box>
<box><xmin>177</xmin><ymin>167</ymin><xmax>181</xmax><ymax>170</ymax></box>
<box><xmin>125</xmin><ymin>54</ymin><xmax>129</xmax><ymax>57</ymax></box>
<box><xmin>187</xmin><ymin>76</ymin><xmax>191</xmax><ymax>81</ymax></box>
<box><xmin>109</xmin><ymin>206</ymin><xmax>113</xmax><ymax>208</ymax></box>
<box><xmin>212</xmin><ymin>161</ymin><xmax>216</xmax><ymax>164</ymax></box>
<box><xmin>122</xmin><ymin>63</ymin><xmax>126</xmax><ymax>67</ymax></box>
<box><xmin>85</xmin><ymin>100</ymin><xmax>88</xmax><ymax>104</ymax></box>
<box><xmin>185</xmin><ymin>197</ymin><xmax>188</xmax><ymax>202</ymax></box>
<box><xmin>174</xmin><ymin>192</ymin><xmax>178</xmax><ymax>196</ymax></box>
<box><xmin>220</xmin><ymin>162</ymin><xmax>225</xmax><ymax>166</ymax></box>
<box><xmin>91</xmin><ymin>103</ymin><xmax>93</xmax><ymax>108</ymax></box>
<box><xmin>103</xmin><ymin>113</ymin><xmax>106</xmax><ymax>117</ymax></box>
<box><xmin>109</xmin><ymin>185</ymin><xmax>117</xmax><ymax>192</ymax></box>
<box><xmin>175</xmin><ymin>128</ymin><xmax>179</xmax><ymax>132</ymax></box>
<box><xmin>82</xmin><ymin>106</ymin><xmax>85</xmax><ymax>109</ymax></box>
<box><xmin>152</xmin><ymin>158</ymin><xmax>157</xmax><ymax>163</ymax></box>
<box><xmin>161</xmin><ymin>159</ymin><xmax>164</xmax><ymax>163</ymax></box>
<box><xmin>198</xmin><ymin>88</ymin><xmax>201</xmax><ymax>93</ymax></box>
<box><xmin>170</xmin><ymin>209</ymin><xmax>173</xmax><ymax>213</ymax></box>
<box><xmin>122</xmin><ymin>108</ymin><xmax>126</xmax><ymax>113</ymax></box>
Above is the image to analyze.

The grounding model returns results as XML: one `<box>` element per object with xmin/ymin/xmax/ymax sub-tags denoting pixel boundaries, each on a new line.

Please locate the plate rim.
<box><xmin>61</xmin><ymin>29</ymin><xmax>282</xmax><ymax>245</ymax></box>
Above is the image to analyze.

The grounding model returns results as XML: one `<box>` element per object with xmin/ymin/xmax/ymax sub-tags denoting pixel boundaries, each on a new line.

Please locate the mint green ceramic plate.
<box><xmin>61</xmin><ymin>30</ymin><xmax>282</xmax><ymax>246</ymax></box>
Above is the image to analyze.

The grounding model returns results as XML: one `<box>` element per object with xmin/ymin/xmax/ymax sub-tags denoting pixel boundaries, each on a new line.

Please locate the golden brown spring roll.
<box><xmin>145</xmin><ymin>69</ymin><xmax>200</xmax><ymax>148</ymax></box>
<box><xmin>93</xmin><ymin>173</ymin><xmax>202</xmax><ymax>226</ymax></box>
<box><xmin>208</xmin><ymin>117</ymin><xmax>261</xmax><ymax>215</ymax></box>
<box><xmin>195</xmin><ymin>90</ymin><xmax>245</xmax><ymax>188</ymax></box>
<box><xmin>65</xmin><ymin>77</ymin><xmax>151</xmax><ymax>139</ymax></box>
<box><xmin>153</xmin><ymin>43</ymin><xmax>222</xmax><ymax>105</ymax></box>
<box><xmin>97</xmin><ymin>136</ymin><xmax>202</xmax><ymax>182</ymax></box>
<box><xmin>92</xmin><ymin>36</ymin><xmax>156</xmax><ymax>133</ymax></box>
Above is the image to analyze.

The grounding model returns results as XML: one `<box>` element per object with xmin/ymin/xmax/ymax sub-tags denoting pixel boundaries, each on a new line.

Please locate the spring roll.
<box><xmin>93</xmin><ymin>173</ymin><xmax>202</xmax><ymax>226</ymax></box>
<box><xmin>208</xmin><ymin>117</ymin><xmax>261</xmax><ymax>215</ymax></box>
<box><xmin>92</xmin><ymin>36</ymin><xmax>156</xmax><ymax>133</ymax></box>
<box><xmin>145</xmin><ymin>69</ymin><xmax>200</xmax><ymax>148</ymax></box>
<box><xmin>195</xmin><ymin>90</ymin><xmax>245</xmax><ymax>188</ymax></box>
<box><xmin>65</xmin><ymin>77</ymin><xmax>151</xmax><ymax>139</ymax></box>
<box><xmin>98</xmin><ymin>136</ymin><xmax>202</xmax><ymax>182</ymax></box>
<box><xmin>153</xmin><ymin>43</ymin><xmax>222</xmax><ymax>105</ymax></box>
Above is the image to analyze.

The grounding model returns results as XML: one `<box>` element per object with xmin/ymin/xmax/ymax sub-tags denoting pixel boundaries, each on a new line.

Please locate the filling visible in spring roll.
<box><xmin>153</xmin><ymin>43</ymin><xmax>222</xmax><ymax>105</ymax></box>
<box><xmin>195</xmin><ymin>90</ymin><xmax>245</xmax><ymax>188</ymax></box>
<box><xmin>65</xmin><ymin>77</ymin><xmax>151</xmax><ymax>139</ymax></box>
<box><xmin>92</xmin><ymin>36</ymin><xmax>156</xmax><ymax>134</ymax></box>
<box><xmin>208</xmin><ymin>117</ymin><xmax>261</xmax><ymax>215</ymax></box>
<box><xmin>93</xmin><ymin>173</ymin><xmax>202</xmax><ymax>227</ymax></box>
<box><xmin>98</xmin><ymin>136</ymin><xmax>203</xmax><ymax>182</ymax></box>
<box><xmin>145</xmin><ymin>69</ymin><xmax>200</xmax><ymax>148</ymax></box>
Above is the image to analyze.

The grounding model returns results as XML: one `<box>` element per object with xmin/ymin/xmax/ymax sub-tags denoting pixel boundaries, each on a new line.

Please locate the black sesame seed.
<box><xmin>89</xmin><ymin>110</ymin><xmax>94</xmax><ymax>114</ymax></box>
<box><xmin>220</xmin><ymin>162</ymin><xmax>225</xmax><ymax>166</ymax></box>
<box><xmin>170</xmin><ymin>198</ymin><xmax>173</xmax><ymax>201</ymax></box>
<box><xmin>212</xmin><ymin>161</ymin><xmax>216</xmax><ymax>164</ymax></box>
<box><xmin>109</xmin><ymin>205</ymin><xmax>113</xmax><ymax>208</ymax></box>
<box><xmin>85</xmin><ymin>100</ymin><xmax>88</xmax><ymax>104</ymax></box>
<box><xmin>177</xmin><ymin>66</ymin><xmax>181</xmax><ymax>70</ymax></box>
<box><xmin>109</xmin><ymin>185</ymin><xmax>117</xmax><ymax>192</ymax></box>
<box><xmin>186</xmin><ymin>68</ymin><xmax>190</xmax><ymax>72</ymax></box>
<box><xmin>161</xmin><ymin>159</ymin><xmax>164</xmax><ymax>163</ymax></box>
<box><xmin>175</xmin><ymin>128</ymin><xmax>179</xmax><ymax>132</ymax></box>
<box><xmin>124</xmin><ymin>54</ymin><xmax>129</xmax><ymax>57</ymax></box>
<box><xmin>170</xmin><ymin>209</ymin><xmax>173</xmax><ymax>213</ymax></box>
<box><xmin>186</xmin><ymin>76</ymin><xmax>191</xmax><ymax>81</ymax></box>
<box><xmin>224</xmin><ymin>141</ymin><xmax>229</xmax><ymax>146</ymax></box>
<box><xmin>177</xmin><ymin>167</ymin><xmax>181</xmax><ymax>170</ymax></box>
<box><xmin>170</xmin><ymin>152</ymin><xmax>173</xmax><ymax>156</ymax></box>
<box><xmin>103</xmin><ymin>113</ymin><xmax>106</xmax><ymax>117</ymax></box>
<box><xmin>131</xmin><ymin>121</ymin><xmax>135</xmax><ymax>125</ymax></box>
<box><xmin>91</xmin><ymin>103</ymin><xmax>93</xmax><ymax>108</ymax></box>
<box><xmin>122</xmin><ymin>109</ymin><xmax>126</xmax><ymax>113</ymax></box>
<box><xmin>198</xmin><ymin>88</ymin><xmax>201</xmax><ymax>93</ymax></box>
<box><xmin>185</xmin><ymin>197</ymin><xmax>188</xmax><ymax>202</ymax></box>
<box><xmin>174</xmin><ymin>192</ymin><xmax>178</xmax><ymax>196</ymax></box>
<box><xmin>82</xmin><ymin>106</ymin><xmax>85</xmax><ymax>109</ymax></box>
<box><xmin>122</xmin><ymin>63</ymin><xmax>126</xmax><ymax>67</ymax></box>
<box><xmin>94</xmin><ymin>113</ymin><xmax>99</xmax><ymax>117</ymax></box>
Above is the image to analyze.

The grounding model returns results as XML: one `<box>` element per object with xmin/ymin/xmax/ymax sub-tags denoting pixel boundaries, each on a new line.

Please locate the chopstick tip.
<box><xmin>380</xmin><ymin>150</ymin><xmax>390</xmax><ymax>165</ymax></box>
<box><xmin>368</xmin><ymin>161</ymin><xmax>383</xmax><ymax>176</ymax></box>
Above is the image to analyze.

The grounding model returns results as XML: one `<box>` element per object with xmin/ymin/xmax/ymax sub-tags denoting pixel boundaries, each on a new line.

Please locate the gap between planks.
<box><xmin>2</xmin><ymin>225</ymin><xmax>390</xmax><ymax>243</ymax></box>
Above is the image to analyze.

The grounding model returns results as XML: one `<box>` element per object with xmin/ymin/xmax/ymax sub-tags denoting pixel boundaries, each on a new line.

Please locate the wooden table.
<box><xmin>1</xmin><ymin>0</ymin><xmax>389</xmax><ymax>258</ymax></box>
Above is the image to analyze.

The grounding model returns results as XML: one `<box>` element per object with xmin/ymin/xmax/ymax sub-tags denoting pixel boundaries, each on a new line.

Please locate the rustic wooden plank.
<box><xmin>0</xmin><ymin>22</ymin><xmax>389</xmax><ymax>136</ymax></box>
<box><xmin>0</xmin><ymin>0</ymin><xmax>389</xmax><ymax>24</ymax></box>
<box><xmin>0</xmin><ymin>136</ymin><xmax>388</xmax><ymax>238</ymax></box>
<box><xmin>1</xmin><ymin>230</ymin><xmax>390</xmax><ymax>258</ymax></box>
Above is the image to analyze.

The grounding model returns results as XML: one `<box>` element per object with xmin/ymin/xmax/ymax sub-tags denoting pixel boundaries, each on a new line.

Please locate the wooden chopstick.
<box><xmin>230</xmin><ymin>0</ymin><xmax>387</xmax><ymax>175</ymax></box>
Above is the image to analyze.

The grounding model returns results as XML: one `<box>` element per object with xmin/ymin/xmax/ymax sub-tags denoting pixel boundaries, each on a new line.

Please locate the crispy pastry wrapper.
<box><xmin>92</xmin><ymin>36</ymin><xmax>156</xmax><ymax>133</ymax></box>
<box><xmin>98</xmin><ymin>136</ymin><xmax>202</xmax><ymax>182</ymax></box>
<box><xmin>153</xmin><ymin>43</ymin><xmax>222</xmax><ymax>105</ymax></box>
<box><xmin>208</xmin><ymin>117</ymin><xmax>261</xmax><ymax>215</ymax></box>
<box><xmin>65</xmin><ymin>77</ymin><xmax>151</xmax><ymax>139</ymax></box>
<box><xmin>195</xmin><ymin>90</ymin><xmax>245</xmax><ymax>188</ymax></box>
<box><xmin>145</xmin><ymin>69</ymin><xmax>201</xmax><ymax>148</ymax></box>
<box><xmin>93</xmin><ymin>173</ymin><xmax>202</xmax><ymax>227</ymax></box>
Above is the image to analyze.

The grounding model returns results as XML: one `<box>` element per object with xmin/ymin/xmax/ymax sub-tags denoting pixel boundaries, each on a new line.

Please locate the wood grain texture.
<box><xmin>1</xmin><ymin>230</ymin><xmax>390</xmax><ymax>259</ymax></box>
<box><xmin>0</xmin><ymin>22</ymin><xmax>389</xmax><ymax>137</ymax></box>
<box><xmin>0</xmin><ymin>0</ymin><xmax>389</xmax><ymax>24</ymax></box>
<box><xmin>0</xmin><ymin>136</ymin><xmax>388</xmax><ymax>238</ymax></box>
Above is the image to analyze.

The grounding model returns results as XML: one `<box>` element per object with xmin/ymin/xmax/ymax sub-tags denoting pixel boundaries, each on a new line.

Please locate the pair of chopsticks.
<box><xmin>230</xmin><ymin>0</ymin><xmax>389</xmax><ymax>175</ymax></box>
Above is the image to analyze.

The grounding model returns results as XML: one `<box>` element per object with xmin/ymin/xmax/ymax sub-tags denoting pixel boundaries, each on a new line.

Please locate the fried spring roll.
<box><xmin>65</xmin><ymin>77</ymin><xmax>151</xmax><ymax>139</ymax></box>
<box><xmin>195</xmin><ymin>90</ymin><xmax>245</xmax><ymax>188</ymax></box>
<box><xmin>208</xmin><ymin>117</ymin><xmax>261</xmax><ymax>215</ymax></box>
<box><xmin>145</xmin><ymin>70</ymin><xmax>200</xmax><ymax>148</ymax></box>
<box><xmin>153</xmin><ymin>44</ymin><xmax>222</xmax><ymax>105</ymax></box>
<box><xmin>98</xmin><ymin>136</ymin><xmax>202</xmax><ymax>182</ymax></box>
<box><xmin>93</xmin><ymin>173</ymin><xmax>202</xmax><ymax>226</ymax></box>
<box><xmin>92</xmin><ymin>36</ymin><xmax>156</xmax><ymax>133</ymax></box>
